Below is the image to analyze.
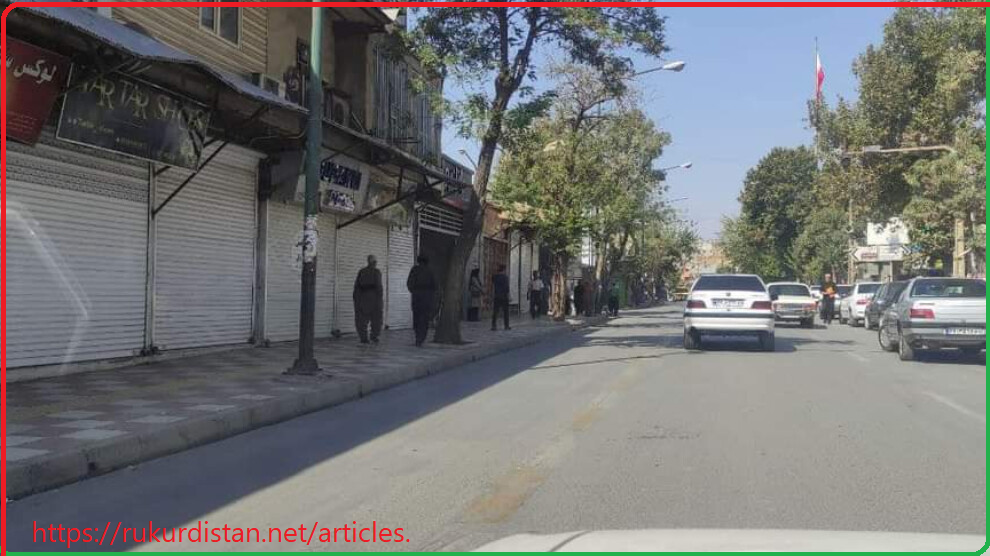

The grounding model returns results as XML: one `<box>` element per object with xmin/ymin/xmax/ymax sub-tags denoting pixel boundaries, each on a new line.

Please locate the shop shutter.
<box><xmin>153</xmin><ymin>144</ymin><xmax>262</xmax><ymax>350</ymax></box>
<box><xmin>264</xmin><ymin>202</ymin><xmax>336</xmax><ymax>342</ymax></box>
<box><xmin>335</xmin><ymin>218</ymin><xmax>388</xmax><ymax>334</ymax></box>
<box><xmin>509</xmin><ymin>233</ymin><xmax>521</xmax><ymax>305</ymax></box>
<box><xmin>6</xmin><ymin>131</ymin><xmax>148</xmax><ymax>367</ymax></box>
<box><xmin>418</xmin><ymin>203</ymin><xmax>462</xmax><ymax>236</ymax></box>
<box><xmin>386</xmin><ymin>223</ymin><xmax>415</xmax><ymax>329</ymax></box>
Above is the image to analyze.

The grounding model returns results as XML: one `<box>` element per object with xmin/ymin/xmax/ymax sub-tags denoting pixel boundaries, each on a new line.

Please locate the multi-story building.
<box><xmin>4</xmin><ymin>5</ymin><xmax>470</xmax><ymax>380</ymax></box>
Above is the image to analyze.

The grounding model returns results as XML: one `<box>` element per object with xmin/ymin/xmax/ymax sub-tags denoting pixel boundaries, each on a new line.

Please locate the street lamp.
<box><xmin>632</xmin><ymin>60</ymin><xmax>687</xmax><ymax>77</ymax></box>
<box><xmin>660</xmin><ymin>162</ymin><xmax>693</xmax><ymax>173</ymax></box>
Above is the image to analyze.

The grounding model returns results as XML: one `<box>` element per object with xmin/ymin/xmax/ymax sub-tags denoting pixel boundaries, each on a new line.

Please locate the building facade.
<box><xmin>5</xmin><ymin>6</ymin><xmax>471</xmax><ymax>381</ymax></box>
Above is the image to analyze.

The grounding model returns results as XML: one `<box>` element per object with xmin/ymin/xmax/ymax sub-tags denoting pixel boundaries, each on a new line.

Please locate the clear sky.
<box><xmin>441</xmin><ymin>7</ymin><xmax>895</xmax><ymax>239</ymax></box>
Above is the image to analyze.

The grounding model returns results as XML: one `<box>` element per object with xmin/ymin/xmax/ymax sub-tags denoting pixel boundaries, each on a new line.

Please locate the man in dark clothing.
<box><xmin>407</xmin><ymin>255</ymin><xmax>437</xmax><ymax>347</ymax></box>
<box><xmin>353</xmin><ymin>254</ymin><xmax>383</xmax><ymax>344</ymax></box>
<box><xmin>573</xmin><ymin>282</ymin><xmax>585</xmax><ymax>317</ymax></box>
<box><xmin>491</xmin><ymin>264</ymin><xmax>511</xmax><ymax>331</ymax></box>
<box><xmin>820</xmin><ymin>273</ymin><xmax>837</xmax><ymax>325</ymax></box>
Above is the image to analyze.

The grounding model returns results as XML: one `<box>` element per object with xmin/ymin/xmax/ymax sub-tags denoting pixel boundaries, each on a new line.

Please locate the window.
<box><xmin>910</xmin><ymin>279</ymin><xmax>986</xmax><ymax>298</ymax></box>
<box><xmin>857</xmin><ymin>283</ymin><xmax>880</xmax><ymax>294</ymax></box>
<box><xmin>200</xmin><ymin>5</ymin><xmax>239</xmax><ymax>45</ymax></box>
<box><xmin>693</xmin><ymin>275</ymin><xmax>766</xmax><ymax>292</ymax></box>
<box><xmin>768</xmin><ymin>284</ymin><xmax>811</xmax><ymax>297</ymax></box>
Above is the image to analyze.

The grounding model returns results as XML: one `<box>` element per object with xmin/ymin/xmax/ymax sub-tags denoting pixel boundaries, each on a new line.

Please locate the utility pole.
<box><xmin>288</xmin><ymin>7</ymin><xmax>323</xmax><ymax>375</ymax></box>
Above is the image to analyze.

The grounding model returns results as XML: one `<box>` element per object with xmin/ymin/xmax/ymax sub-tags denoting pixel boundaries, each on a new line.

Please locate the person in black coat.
<box><xmin>491</xmin><ymin>264</ymin><xmax>511</xmax><ymax>331</ymax></box>
<box><xmin>407</xmin><ymin>255</ymin><xmax>437</xmax><ymax>347</ymax></box>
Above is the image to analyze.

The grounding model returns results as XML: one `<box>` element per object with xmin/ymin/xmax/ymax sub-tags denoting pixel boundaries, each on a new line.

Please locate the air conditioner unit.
<box><xmin>249</xmin><ymin>72</ymin><xmax>286</xmax><ymax>99</ymax></box>
<box><xmin>326</xmin><ymin>89</ymin><xmax>351</xmax><ymax>126</ymax></box>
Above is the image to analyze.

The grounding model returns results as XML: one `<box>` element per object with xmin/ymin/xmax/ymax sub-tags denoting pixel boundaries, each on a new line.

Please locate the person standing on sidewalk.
<box><xmin>353</xmin><ymin>255</ymin><xmax>383</xmax><ymax>344</ymax></box>
<box><xmin>573</xmin><ymin>281</ymin><xmax>585</xmax><ymax>317</ymax></box>
<box><xmin>407</xmin><ymin>255</ymin><xmax>437</xmax><ymax>347</ymax></box>
<box><xmin>468</xmin><ymin>268</ymin><xmax>484</xmax><ymax>322</ymax></box>
<box><xmin>491</xmin><ymin>264</ymin><xmax>511</xmax><ymax>331</ymax></box>
<box><xmin>527</xmin><ymin>271</ymin><xmax>544</xmax><ymax>319</ymax></box>
<box><xmin>608</xmin><ymin>282</ymin><xmax>621</xmax><ymax>317</ymax></box>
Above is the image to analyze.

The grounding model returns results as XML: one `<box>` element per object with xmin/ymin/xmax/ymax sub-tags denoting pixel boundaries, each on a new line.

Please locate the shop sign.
<box><xmin>5</xmin><ymin>38</ymin><xmax>70</xmax><ymax>145</ymax></box>
<box><xmin>57</xmin><ymin>71</ymin><xmax>210</xmax><ymax>169</ymax></box>
<box><xmin>295</xmin><ymin>153</ymin><xmax>369</xmax><ymax>214</ymax></box>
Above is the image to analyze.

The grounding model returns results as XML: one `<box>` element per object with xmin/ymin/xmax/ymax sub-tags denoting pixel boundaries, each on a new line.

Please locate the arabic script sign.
<box><xmin>294</xmin><ymin>153</ymin><xmax>370</xmax><ymax>214</ymax></box>
<box><xmin>57</xmin><ymin>71</ymin><xmax>210</xmax><ymax>169</ymax></box>
<box><xmin>5</xmin><ymin>38</ymin><xmax>70</xmax><ymax>145</ymax></box>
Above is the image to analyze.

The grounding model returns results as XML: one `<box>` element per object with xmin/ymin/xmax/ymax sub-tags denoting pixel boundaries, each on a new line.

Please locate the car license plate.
<box><xmin>944</xmin><ymin>328</ymin><xmax>984</xmax><ymax>336</ymax></box>
<box><xmin>713</xmin><ymin>299</ymin><xmax>744</xmax><ymax>309</ymax></box>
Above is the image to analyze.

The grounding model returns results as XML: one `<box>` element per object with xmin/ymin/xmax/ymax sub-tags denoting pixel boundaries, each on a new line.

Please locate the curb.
<box><xmin>8</xmin><ymin>317</ymin><xmax>605</xmax><ymax>499</ymax></box>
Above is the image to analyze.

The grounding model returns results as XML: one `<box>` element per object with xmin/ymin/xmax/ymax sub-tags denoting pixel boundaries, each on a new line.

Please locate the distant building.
<box><xmin>682</xmin><ymin>240</ymin><xmax>728</xmax><ymax>285</ymax></box>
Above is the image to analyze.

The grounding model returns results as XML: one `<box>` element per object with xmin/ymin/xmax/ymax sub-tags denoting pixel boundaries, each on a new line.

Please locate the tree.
<box><xmin>719</xmin><ymin>147</ymin><xmax>818</xmax><ymax>280</ymax></box>
<box><xmin>812</xmin><ymin>6</ymin><xmax>985</xmax><ymax>269</ymax></box>
<box><xmin>406</xmin><ymin>7</ymin><xmax>667</xmax><ymax>342</ymax></box>
<box><xmin>493</xmin><ymin>66</ymin><xmax>668</xmax><ymax>320</ymax></box>
<box><xmin>791</xmin><ymin>207</ymin><xmax>849</xmax><ymax>283</ymax></box>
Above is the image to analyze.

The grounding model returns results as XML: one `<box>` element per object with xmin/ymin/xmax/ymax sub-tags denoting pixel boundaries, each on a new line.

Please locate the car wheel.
<box><xmin>683</xmin><ymin>330</ymin><xmax>701</xmax><ymax>351</ymax></box>
<box><xmin>759</xmin><ymin>331</ymin><xmax>775</xmax><ymax>352</ymax></box>
<box><xmin>878</xmin><ymin>324</ymin><xmax>896</xmax><ymax>352</ymax></box>
<box><xmin>898</xmin><ymin>331</ymin><xmax>916</xmax><ymax>361</ymax></box>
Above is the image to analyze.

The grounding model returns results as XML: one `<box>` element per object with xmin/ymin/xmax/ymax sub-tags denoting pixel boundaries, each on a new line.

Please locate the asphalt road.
<box><xmin>7</xmin><ymin>305</ymin><xmax>986</xmax><ymax>551</ymax></box>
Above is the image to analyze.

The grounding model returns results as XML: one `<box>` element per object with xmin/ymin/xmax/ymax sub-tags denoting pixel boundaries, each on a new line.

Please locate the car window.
<box><xmin>768</xmin><ymin>284</ymin><xmax>811</xmax><ymax>297</ymax></box>
<box><xmin>693</xmin><ymin>275</ymin><xmax>765</xmax><ymax>292</ymax></box>
<box><xmin>857</xmin><ymin>283</ymin><xmax>880</xmax><ymax>294</ymax></box>
<box><xmin>884</xmin><ymin>282</ymin><xmax>908</xmax><ymax>301</ymax></box>
<box><xmin>836</xmin><ymin>285</ymin><xmax>852</xmax><ymax>296</ymax></box>
<box><xmin>910</xmin><ymin>279</ymin><xmax>986</xmax><ymax>298</ymax></box>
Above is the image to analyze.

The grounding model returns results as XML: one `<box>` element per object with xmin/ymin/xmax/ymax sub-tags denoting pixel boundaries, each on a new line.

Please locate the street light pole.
<box><xmin>288</xmin><ymin>7</ymin><xmax>324</xmax><ymax>375</ymax></box>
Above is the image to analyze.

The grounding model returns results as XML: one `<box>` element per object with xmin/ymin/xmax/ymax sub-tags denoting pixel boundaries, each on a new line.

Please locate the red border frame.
<box><xmin>1</xmin><ymin>3</ymin><xmax>987</xmax><ymax>555</ymax></box>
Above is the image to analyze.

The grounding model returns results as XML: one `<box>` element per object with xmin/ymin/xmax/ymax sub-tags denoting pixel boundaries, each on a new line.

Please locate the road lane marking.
<box><xmin>923</xmin><ymin>391</ymin><xmax>986</xmax><ymax>424</ymax></box>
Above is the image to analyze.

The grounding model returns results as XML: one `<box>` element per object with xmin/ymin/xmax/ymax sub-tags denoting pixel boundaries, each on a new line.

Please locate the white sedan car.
<box><xmin>683</xmin><ymin>274</ymin><xmax>775</xmax><ymax>351</ymax></box>
<box><xmin>840</xmin><ymin>282</ymin><xmax>881</xmax><ymax>327</ymax></box>
<box><xmin>767</xmin><ymin>282</ymin><xmax>817</xmax><ymax>328</ymax></box>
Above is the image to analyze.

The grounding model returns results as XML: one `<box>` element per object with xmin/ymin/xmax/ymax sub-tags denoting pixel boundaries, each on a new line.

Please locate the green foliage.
<box><xmin>720</xmin><ymin>147</ymin><xmax>819</xmax><ymax>280</ymax></box>
<box><xmin>791</xmin><ymin>208</ymin><xmax>849</xmax><ymax>283</ymax></box>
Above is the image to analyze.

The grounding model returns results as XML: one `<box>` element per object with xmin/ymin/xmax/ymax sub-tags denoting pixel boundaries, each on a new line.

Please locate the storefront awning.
<box><xmin>8</xmin><ymin>4</ymin><xmax>304</xmax><ymax>114</ymax></box>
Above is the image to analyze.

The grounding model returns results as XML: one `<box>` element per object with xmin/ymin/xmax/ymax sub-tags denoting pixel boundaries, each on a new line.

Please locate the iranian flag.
<box><xmin>816</xmin><ymin>52</ymin><xmax>825</xmax><ymax>101</ymax></box>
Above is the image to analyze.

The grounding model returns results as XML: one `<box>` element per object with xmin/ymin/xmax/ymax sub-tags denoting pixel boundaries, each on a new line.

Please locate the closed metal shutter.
<box><xmin>154</xmin><ymin>144</ymin><xmax>261</xmax><ymax>350</ymax></box>
<box><xmin>520</xmin><ymin>241</ymin><xmax>534</xmax><ymax>301</ymax></box>
<box><xmin>509</xmin><ymin>233</ymin><xmax>521</xmax><ymax>305</ymax></box>
<box><xmin>418</xmin><ymin>203</ymin><xmax>462</xmax><ymax>236</ymax></box>
<box><xmin>264</xmin><ymin>202</ymin><xmax>336</xmax><ymax>342</ymax></box>
<box><xmin>6</xmin><ymin>131</ymin><xmax>148</xmax><ymax>367</ymax></box>
<box><xmin>335</xmin><ymin>219</ymin><xmax>388</xmax><ymax>334</ymax></box>
<box><xmin>386</xmin><ymin>224</ymin><xmax>415</xmax><ymax>329</ymax></box>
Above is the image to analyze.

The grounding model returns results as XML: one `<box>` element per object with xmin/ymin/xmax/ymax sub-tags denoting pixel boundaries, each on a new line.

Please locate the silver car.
<box><xmin>878</xmin><ymin>277</ymin><xmax>986</xmax><ymax>361</ymax></box>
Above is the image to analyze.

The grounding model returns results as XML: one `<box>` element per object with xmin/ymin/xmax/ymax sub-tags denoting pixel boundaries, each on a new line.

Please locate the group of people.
<box><xmin>353</xmin><ymin>255</ymin><xmax>631</xmax><ymax>348</ymax></box>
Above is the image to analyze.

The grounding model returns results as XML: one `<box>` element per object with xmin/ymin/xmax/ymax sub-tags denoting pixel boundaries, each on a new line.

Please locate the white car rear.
<box><xmin>841</xmin><ymin>282</ymin><xmax>881</xmax><ymax>327</ymax></box>
<box><xmin>683</xmin><ymin>274</ymin><xmax>775</xmax><ymax>351</ymax></box>
<box><xmin>767</xmin><ymin>282</ymin><xmax>817</xmax><ymax>328</ymax></box>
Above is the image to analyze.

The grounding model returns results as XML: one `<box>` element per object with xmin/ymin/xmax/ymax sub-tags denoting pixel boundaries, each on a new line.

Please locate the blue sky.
<box><xmin>441</xmin><ymin>8</ymin><xmax>895</xmax><ymax>238</ymax></box>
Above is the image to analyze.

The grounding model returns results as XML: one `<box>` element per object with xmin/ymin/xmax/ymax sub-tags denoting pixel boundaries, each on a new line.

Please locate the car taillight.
<box><xmin>752</xmin><ymin>301</ymin><xmax>772</xmax><ymax>310</ymax></box>
<box><xmin>687</xmin><ymin>300</ymin><xmax>706</xmax><ymax>309</ymax></box>
<box><xmin>856</xmin><ymin>298</ymin><xmax>870</xmax><ymax>305</ymax></box>
<box><xmin>910</xmin><ymin>307</ymin><xmax>935</xmax><ymax>319</ymax></box>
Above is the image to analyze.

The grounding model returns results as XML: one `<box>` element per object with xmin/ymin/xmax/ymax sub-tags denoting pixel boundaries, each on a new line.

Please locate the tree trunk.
<box><xmin>550</xmin><ymin>251</ymin><xmax>569</xmax><ymax>321</ymax></box>
<box><xmin>593</xmin><ymin>240</ymin><xmax>608</xmax><ymax>313</ymax></box>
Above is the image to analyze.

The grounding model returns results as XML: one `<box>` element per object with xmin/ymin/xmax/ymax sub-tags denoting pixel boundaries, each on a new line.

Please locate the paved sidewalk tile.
<box><xmin>6</xmin><ymin>314</ymin><xmax>603</xmax><ymax>498</ymax></box>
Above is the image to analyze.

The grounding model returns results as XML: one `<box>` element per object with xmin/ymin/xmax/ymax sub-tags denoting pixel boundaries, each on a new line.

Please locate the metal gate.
<box><xmin>387</xmin><ymin>224</ymin><xmax>415</xmax><ymax>329</ymax></box>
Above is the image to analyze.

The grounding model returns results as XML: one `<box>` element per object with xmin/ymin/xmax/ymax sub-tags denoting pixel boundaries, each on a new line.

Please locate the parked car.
<box><xmin>840</xmin><ymin>282</ymin><xmax>881</xmax><ymax>327</ymax></box>
<box><xmin>878</xmin><ymin>277</ymin><xmax>986</xmax><ymax>361</ymax></box>
<box><xmin>864</xmin><ymin>281</ymin><xmax>908</xmax><ymax>330</ymax></box>
<box><xmin>809</xmin><ymin>285</ymin><xmax>822</xmax><ymax>301</ymax></box>
<box><xmin>683</xmin><ymin>274</ymin><xmax>775</xmax><ymax>351</ymax></box>
<box><xmin>767</xmin><ymin>282</ymin><xmax>816</xmax><ymax>328</ymax></box>
<box><xmin>832</xmin><ymin>284</ymin><xmax>852</xmax><ymax>319</ymax></box>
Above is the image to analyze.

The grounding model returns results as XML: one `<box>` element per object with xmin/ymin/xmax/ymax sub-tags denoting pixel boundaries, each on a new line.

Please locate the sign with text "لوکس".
<box><xmin>5</xmin><ymin>38</ymin><xmax>71</xmax><ymax>145</ymax></box>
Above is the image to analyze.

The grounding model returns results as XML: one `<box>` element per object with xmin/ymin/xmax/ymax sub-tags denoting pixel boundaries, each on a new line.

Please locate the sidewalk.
<box><xmin>5</xmin><ymin>314</ymin><xmax>604</xmax><ymax>499</ymax></box>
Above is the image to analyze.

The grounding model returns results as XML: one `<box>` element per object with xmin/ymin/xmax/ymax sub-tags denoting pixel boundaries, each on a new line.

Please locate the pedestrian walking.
<box><xmin>527</xmin><ymin>271</ymin><xmax>544</xmax><ymax>319</ymax></box>
<box><xmin>467</xmin><ymin>268</ymin><xmax>483</xmax><ymax>322</ymax></box>
<box><xmin>353</xmin><ymin>255</ymin><xmax>383</xmax><ymax>344</ymax></box>
<box><xmin>820</xmin><ymin>273</ymin><xmax>837</xmax><ymax>325</ymax></box>
<box><xmin>608</xmin><ymin>282</ymin><xmax>621</xmax><ymax>317</ymax></box>
<box><xmin>573</xmin><ymin>281</ymin><xmax>585</xmax><ymax>317</ymax></box>
<box><xmin>406</xmin><ymin>255</ymin><xmax>437</xmax><ymax>347</ymax></box>
<box><xmin>491</xmin><ymin>264</ymin><xmax>511</xmax><ymax>331</ymax></box>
